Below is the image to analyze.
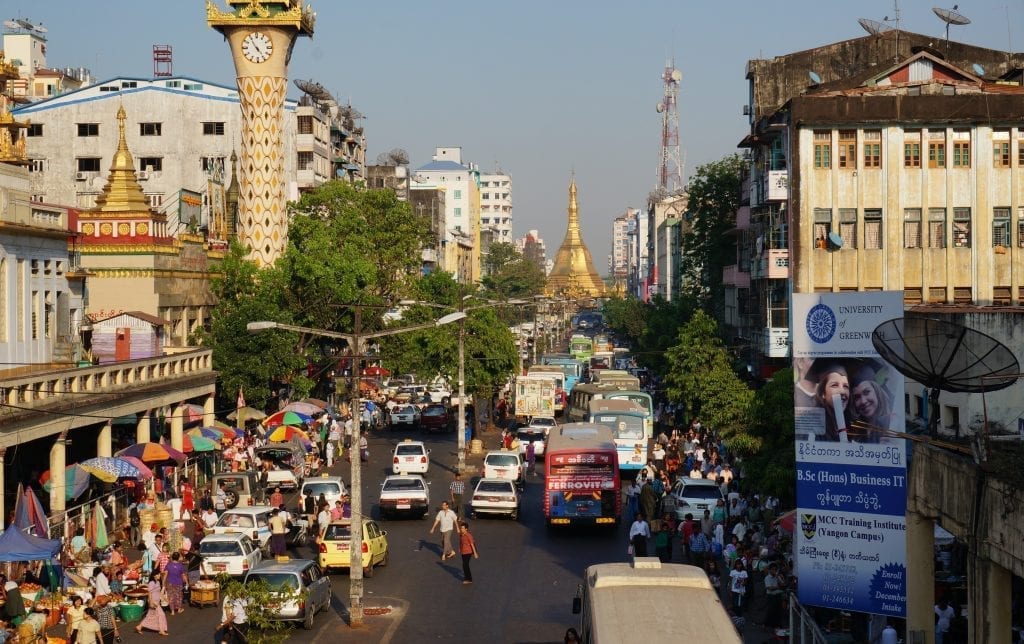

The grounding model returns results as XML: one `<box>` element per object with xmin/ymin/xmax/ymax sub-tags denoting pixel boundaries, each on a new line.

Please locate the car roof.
<box><xmin>199</xmin><ymin>532</ymin><xmax>251</xmax><ymax>543</ymax></box>
<box><xmin>484</xmin><ymin>450</ymin><xmax>520</xmax><ymax>458</ymax></box>
<box><xmin>394</xmin><ymin>440</ymin><xmax>426</xmax><ymax>447</ymax></box>
<box><xmin>475</xmin><ymin>478</ymin><xmax>515</xmax><ymax>487</ymax></box>
<box><xmin>248</xmin><ymin>558</ymin><xmax>315</xmax><ymax>573</ymax></box>
<box><xmin>303</xmin><ymin>476</ymin><xmax>344</xmax><ymax>485</ymax></box>
<box><xmin>220</xmin><ymin>506</ymin><xmax>274</xmax><ymax>515</ymax></box>
<box><xmin>383</xmin><ymin>474</ymin><xmax>427</xmax><ymax>483</ymax></box>
<box><xmin>678</xmin><ymin>477</ymin><xmax>719</xmax><ymax>487</ymax></box>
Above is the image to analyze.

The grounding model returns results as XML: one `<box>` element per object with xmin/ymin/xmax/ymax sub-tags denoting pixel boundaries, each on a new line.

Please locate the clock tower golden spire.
<box><xmin>207</xmin><ymin>0</ymin><xmax>315</xmax><ymax>266</ymax></box>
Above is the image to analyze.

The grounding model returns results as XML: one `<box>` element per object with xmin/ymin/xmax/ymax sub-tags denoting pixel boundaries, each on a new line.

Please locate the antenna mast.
<box><xmin>153</xmin><ymin>45</ymin><xmax>173</xmax><ymax>78</ymax></box>
<box><xmin>655</xmin><ymin>59</ymin><xmax>683</xmax><ymax>194</ymax></box>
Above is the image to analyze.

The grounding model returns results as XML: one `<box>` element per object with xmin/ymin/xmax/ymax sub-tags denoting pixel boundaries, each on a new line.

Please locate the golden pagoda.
<box><xmin>546</xmin><ymin>175</ymin><xmax>606</xmax><ymax>297</ymax></box>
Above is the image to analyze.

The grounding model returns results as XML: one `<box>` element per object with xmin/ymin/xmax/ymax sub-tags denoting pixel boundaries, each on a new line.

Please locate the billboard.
<box><xmin>792</xmin><ymin>292</ymin><xmax>906</xmax><ymax>617</ymax></box>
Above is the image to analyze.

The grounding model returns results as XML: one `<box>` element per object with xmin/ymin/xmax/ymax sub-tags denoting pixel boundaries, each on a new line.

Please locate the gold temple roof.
<box><xmin>89</xmin><ymin>105</ymin><xmax>163</xmax><ymax>219</ymax></box>
<box><xmin>545</xmin><ymin>175</ymin><xmax>605</xmax><ymax>298</ymax></box>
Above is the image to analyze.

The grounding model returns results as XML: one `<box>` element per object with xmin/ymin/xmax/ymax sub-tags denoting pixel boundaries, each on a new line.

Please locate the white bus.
<box><xmin>572</xmin><ymin>558</ymin><xmax>740</xmax><ymax>643</ymax></box>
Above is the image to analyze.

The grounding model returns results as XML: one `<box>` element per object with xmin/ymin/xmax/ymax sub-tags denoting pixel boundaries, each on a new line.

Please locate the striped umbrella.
<box><xmin>180</xmin><ymin>434</ymin><xmax>218</xmax><ymax>453</ymax></box>
<box><xmin>80</xmin><ymin>456</ymin><xmax>142</xmax><ymax>480</ymax></box>
<box><xmin>188</xmin><ymin>427</ymin><xmax>226</xmax><ymax>441</ymax></box>
<box><xmin>41</xmin><ymin>464</ymin><xmax>94</xmax><ymax>500</ymax></box>
<box><xmin>116</xmin><ymin>442</ymin><xmax>186</xmax><ymax>464</ymax></box>
<box><xmin>266</xmin><ymin>425</ymin><xmax>312</xmax><ymax>444</ymax></box>
<box><xmin>262</xmin><ymin>410</ymin><xmax>311</xmax><ymax>430</ymax></box>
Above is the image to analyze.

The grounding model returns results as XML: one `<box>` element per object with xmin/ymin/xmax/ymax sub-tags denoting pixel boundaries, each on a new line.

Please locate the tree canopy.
<box><xmin>481</xmin><ymin>241</ymin><xmax>546</xmax><ymax>301</ymax></box>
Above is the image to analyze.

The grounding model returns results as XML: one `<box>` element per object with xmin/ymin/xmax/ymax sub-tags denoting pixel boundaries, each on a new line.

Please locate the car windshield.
<box><xmin>422</xmin><ymin>407</ymin><xmax>445</xmax><ymax>416</ymax></box>
<box><xmin>383</xmin><ymin>478</ymin><xmax>424</xmax><ymax>492</ymax></box>
<box><xmin>302</xmin><ymin>483</ymin><xmax>342</xmax><ymax>497</ymax></box>
<box><xmin>218</xmin><ymin>514</ymin><xmax>255</xmax><ymax>528</ymax></box>
<box><xmin>323</xmin><ymin>524</ymin><xmax>353</xmax><ymax>540</ymax></box>
<box><xmin>395</xmin><ymin>445</ymin><xmax>423</xmax><ymax>456</ymax></box>
<box><xmin>199</xmin><ymin>541</ymin><xmax>243</xmax><ymax>556</ymax></box>
<box><xmin>247</xmin><ymin>573</ymin><xmax>298</xmax><ymax>593</ymax></box>
<box><xmin>529</xmin><ymin>418</ymin><xmax>555</xmax><ymax>427</ymax></box>
<box><xmin>395</xmin><ymin>406</ymin><xmax>415</xmax><ymax>414</ymax></box>
<box><xmin>477</xmin><ymin>481</ymin><xmax>514</xmax><ymax>494</ymax></box>
<box><xmin>680</xmin><ymin>485</ymin><xmax>723</xmax><ymax>500</ymax></box>
<box><xmin>517</xmin><ymin>429</ymin><xmax>543</xmax><ymax>439</ymax></box>
<box><xmin>216</xmin><ymin>477</ymin><xmax>248</xmax><ymax>490</ymax></box>
<box><xmin>486</xmin><ymin>454</ymin><xmax>519</xmax><ymax>467</ymax></box>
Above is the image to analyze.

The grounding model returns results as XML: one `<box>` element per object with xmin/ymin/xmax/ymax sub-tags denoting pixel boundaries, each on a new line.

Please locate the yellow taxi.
<box><xmin>317</xmin><ymin>519</ymin><xmax>389</xmax><ymax>577</ymax></box>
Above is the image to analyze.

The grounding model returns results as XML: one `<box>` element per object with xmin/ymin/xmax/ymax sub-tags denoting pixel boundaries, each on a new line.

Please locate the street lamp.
<box><xmin>247</xmin><ymin>310</ymin><xmax>465</xmax><ymax>628</ymax></box>
<box><xmin>399</xmin><ymin>297</ymin><xmax>526</xmax><ymax>475</ymax></box>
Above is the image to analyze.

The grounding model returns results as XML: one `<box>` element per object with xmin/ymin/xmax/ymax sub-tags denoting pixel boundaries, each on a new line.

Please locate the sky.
<box><xmin>10</xmin><ymin>0</ymin><xmax>1023</xmax><ymax>270</ymax></box>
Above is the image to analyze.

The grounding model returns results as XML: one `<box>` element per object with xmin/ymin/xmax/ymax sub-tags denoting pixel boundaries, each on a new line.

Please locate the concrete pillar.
<box><xmin>137</xmin><ymin>412</ymin><xmax>151</xmax><ymax>444</ymax></box>
<box><xmin>49</xmin><ymin>438</ymin><xmax>67</xmax><ymax>513</ymax></box>
<box><xmin>203</xmin><ymin>394</ymin><xmax>215</xmax><ymax>428</ymax></box>
<box><xmin>97</xmin><ymin>422</ymin><xmax>113</xmax><ymax>458</ymax></box>
<box><xmin>969</xmin><ymin>557</ymin><xmax>1012</xmax><ymax>644</ymax></box>
<box><xmin>0</xmin><ymin>448</ymin><xmax>6</xmax><ymax>528</ymax></box>
<box><xmin>905</xmin><ymin>510</ymin><xmax>936</xmax><ymax>642</ymax></box>
<box><xmin>170</xmin><ymin>403</ymin><xmax>185</xmax><ymax>453</ymax></box>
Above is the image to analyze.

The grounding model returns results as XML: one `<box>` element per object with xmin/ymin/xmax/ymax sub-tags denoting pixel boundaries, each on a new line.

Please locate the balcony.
<box><xmin>751</xmin><ymin>249</ymin><xmax>789</xmax><ymax>280</ymax></box>
<box><xmin>421</xmin><ymin>248</ymin><xmax>439</xmax><ymax>264</ymax></box>
<box><xmin>722</xmin><ymin>264</ymin><xmax>750</xmax><ymax>288</ymax></box>
<box><xmin>766</xmin><ymin>170</ymin><xmax>789</xmax><ymax>201</ymax></box>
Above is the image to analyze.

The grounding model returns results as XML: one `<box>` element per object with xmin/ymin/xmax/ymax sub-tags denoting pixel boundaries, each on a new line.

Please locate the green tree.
<box><xmin>742</xmin><ymin>368</ymin><xmax>796</xmax><ymax>503</ymax></box>
<box><xmin>679</xmin><ymin>154</ymin><xmax>744</xmax><ymax>322</ymax></box>
<box><xmin>481</xmin><ymin>242</ymin><xmax>546</xmax><ymax>301</ymax></box>
<box><xmin>664</xmin><ymin>310</ymin><xmax>753</xmax><ymax>441</ymax></box>
<box><xmin>220</xmin><ymin>577</ymin><xmax>304</xmax><ymax>644</ymax></box>
<box><xmin>602</xmin><ymin>296</ymin><xmax>648</xmax><ymax>343</ymax></box>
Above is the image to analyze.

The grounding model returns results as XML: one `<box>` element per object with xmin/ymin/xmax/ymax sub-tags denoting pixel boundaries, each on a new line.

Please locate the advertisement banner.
<box><xmin>793</xmin><ymin>292</ymin><xmax>906</xmax><ymax>617</ymax></box>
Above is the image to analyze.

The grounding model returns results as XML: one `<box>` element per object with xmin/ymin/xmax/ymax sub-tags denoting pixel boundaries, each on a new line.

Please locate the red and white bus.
<box><xmin>544</xmin><ymin>423</ymin><xmax>620</xmax><ymax>527</ymax></box>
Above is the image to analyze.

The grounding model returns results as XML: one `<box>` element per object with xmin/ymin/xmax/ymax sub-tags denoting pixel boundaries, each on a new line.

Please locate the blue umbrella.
<box><xmin>80</xmin><ymin>456</ymin><xmax>142</xmax><ymax>480</ymax></box>
<box><xmin>41</xmin><ymin>465</ymin><xmax>91</xmax><ymax>501</ymax></box>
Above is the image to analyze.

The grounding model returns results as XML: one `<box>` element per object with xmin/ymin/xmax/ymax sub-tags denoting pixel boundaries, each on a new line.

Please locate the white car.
<box><xmin>388</xmin><ymin>405</ymin><xmax>420</xmax><ymax>430</ymax></box>
<box><xmin>392</xmin><ymin>439</ymin><xmax>430</xmax><ymax>475</ymax></box>
<box><xmin>482</xmin><ymin>451</ymin><xmax>525</xmax><ymax>487</ymax></box>
<box><xmin>198</xmin><ymin>532</ymin><xmax>263</xmax><ymax>577</ymax></box>
<box><xmin>378</xmin><ymin>474</ymin><xmax>431</xmax><ymax>519</ymax></box>
<box><xmin>471</xmin><ymin>478</ymin><xmax>521</xmax><ymax>520</ymax></box>
<box><xmin>663</xmin><ymin>477</ymin><xmax>726</xmax><ymax>521</ymax></box>
<box><xmin>427</xmin><ymin>384</ymin><xmax>451</xmax><ymax>403</ymax></box>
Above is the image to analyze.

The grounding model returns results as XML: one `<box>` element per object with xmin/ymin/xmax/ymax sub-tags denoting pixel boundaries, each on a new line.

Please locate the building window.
<box><xmin>993</xmin><ymin>129</ymin><xmax>1010</xmax><ymax>167</ymax></box>
<box><xmin>864</xmin><ymin>209</ymin><xmax>883</xmax><ymax>249</ymax></box>
<box><xmin>297</xmin><ymin>151</ymin><xmax>314</xmax><ymax>170</ymax></box>
<box><xmin>139</xmin><ymin>122</ymin><xmax>162</xmax><ymax>136</ymax></box>
<box><xmin>904</xmin><ymin>138</ymin><xmax>922</xmax><ymax>167</ymax></box>
<box><xmin>952</xmin><ymin>207</ymin><xmax>971</xmax><ymax>247</ymax></box>
<box><xmin>454</xmin><ymin>190</ymin><xmax>462</xmax><ymax>199</ymax></box>
<box><xmin>813</xmin><ymin>130</ymin><xmax>831</xmax><ymax>168</ymax></box>
<box><xmin>77</xmin><ymin>157</ymin><xmax>101</xmax><ymax>172</ymax></box>
<box><xmin>928</xmin><ymin>208</ymin><xmax>946</xmax><ymax>248</ymax></box>
<box><xmin>44</xmin><ymin>291</ymin><xmax>51</xmax><ymax>339</ymax></box>
<box><xmin>31</xmin><ymin>291</ymin><xmax>38</xmax><ymax>340</ymax></box>
<box><xmin>147</xmin><ymin>194</ymin><xmax>164</xmax><ymax>208</ymax></box>
<box><xmin>482</xmin><ymin>193</ymin><xmax>490</xmax><ymax>200</ymax></box>
<box><xmin>202</xmin><ymin>121</ymin><xmax>225</xmax><ymax>135</ymax></box>
<box><xmin>1019</xmin><ymin>135</ymin><xmax>1024</xmax><ymax>167</ymax></box>
<box><xmin>838</xmin><ymin>131</ymin><xmax>856</xmax><ymax>168</ymax></box>
<box><xmin>201</xmin><ymin>157</ymin><xmax>226</xmax><ymax>173</ymax></box>
<box><xmin>29</xmin><ymin>159</ymin><xmax>45</xmax><ymax>173</ymax></box>
<box><xmin>813</xmin><ymin>208</ymin><xmax>832</xmax><ymax>247</ymax></box>
<box><xmin>953</xmin><ymin>131</ymin><xmax>970</xmax><ymax>167</ymax></box>
<box><xmin>928</xmin><ymin>132</ymin><xmax>946</xmax><ymax>168</ymax></box>
<box><xmin>993</xmin><ymin>207</ymin><xmax>1011</xmax><ymax>247</ymax></box>
<box><xmin>839</xmin><ymin>209</ymin><xmax>857</xmax><ymax>249</ymax></box>
<box><xmin>904</xmin><ymin>209</ymin><xmax>922</xmax><ymax>248</ymax></box>
<box><xmin>77</xmin><ymin>123</ymin><xmax>99</xmax><ymax>137</ymax></box>
<box><xmin>1018</xmin><ymin>207</ymin><xmax>1024</xmax><ymax>248</ymax></box>
<box><xmin>863</xmin><ymin>130</ymin><xmax>881</xmax><ymax>168</ymax></box>
<box><xmin>297</xmin><ymin>116</ymin><xmax>313</xmax><ymax>135</ymax></box>
<box><xmin>139</xmin><ymin>157</ymin><xmax>162</xmax><ymax>171</ymax></box>
<box><xmin>454</xmin><ymin>207</ymin><xmax>462</xmax><ymax>217</ymax></box>
<box><xmin>27</xmin><ymin>123</ymin><xmax>43</xmax><ymax>137</ymax></box>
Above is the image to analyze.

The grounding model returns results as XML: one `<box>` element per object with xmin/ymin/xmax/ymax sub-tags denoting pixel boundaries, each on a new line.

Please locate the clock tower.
<box><xmin>207</xmin><ymin>0</ymin><xmax>315</xmax><ymax>267</ymax></box>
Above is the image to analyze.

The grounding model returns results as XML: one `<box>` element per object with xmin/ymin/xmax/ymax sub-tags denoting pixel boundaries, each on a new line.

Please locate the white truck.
<box><xmin>514</xmin><ymin>374</ymin><xmax>557</xmax><ymax>420</ymax></box>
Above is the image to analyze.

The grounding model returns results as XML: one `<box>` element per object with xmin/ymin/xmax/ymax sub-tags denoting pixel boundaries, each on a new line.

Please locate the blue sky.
<box><xmin>12</xmin><ymin>0</ymin><xmax>1022</xmax><ymax>268</ymax></box>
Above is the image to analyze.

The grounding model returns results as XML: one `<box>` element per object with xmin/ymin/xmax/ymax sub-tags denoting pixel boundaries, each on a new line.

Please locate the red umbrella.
<box><xmin>361</xmin><ymin>365</ymin><xmax>391</xmax><ymax>377</ymax></box>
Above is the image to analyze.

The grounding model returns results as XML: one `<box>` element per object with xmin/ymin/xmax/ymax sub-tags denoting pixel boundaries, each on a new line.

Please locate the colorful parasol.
<box><xmin>116</xmin><ymin>442</ymin><xmax>186</xmax><ymax>464</ymax></box>
<box><xmin>181</xmin><ymin>403</ymin><xmax>206</xmax><ymax>423</ymax></box>
<box><xmin>93</xmin><ymin>501</ymin><xmax>109</xmax><ymax>549</ymax></box>
<box><xmin>282</xmin><ymin>401</ymin><xmax>322</xmax><ymax>416</ymax></box>
<box><xmin>227</xmin><ymin>406</ymin><xmax>267</xmax><ymax>421</ymax></box>
<box><xmin>13</xmin><ymin>483</ymin><xmax>50</xmax><ymax>538</ymax></box>
<box><xmin>80</xmin><ymin>456</ymin><xmax>141</xmax><ymax>480</ymax></box>
<box><xmin>188</xmin><ymin>427</ymin><xmax>226</xmax><ymax>441</ymax></box>
<box><xmin>117</xmin><ymin>455</ymin><xmax>154</xmax><ymax>479</ymax></box>
<box><xmin>41</xmin><ymin>464</ymin><xmax>94</xmax><ymax>500</ymax></box>
<box><xmin>181</xmin><ymin>434</ymin><xmax>218</xmax><ymax>453</ymax></box>
<box><xmin>262</xmin><ymin>410</ymin><xmax>311</xmax><ymax>429</ymax></box>
<box><xmin>266</xmin><ymin>425</ymin><xmax>312</xmax><ymax>444</ymax></box>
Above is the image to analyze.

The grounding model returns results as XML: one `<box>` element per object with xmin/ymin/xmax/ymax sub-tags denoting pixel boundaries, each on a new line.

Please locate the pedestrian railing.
<box><xmin>787</xmin><ymin>593</ymin><xmax>829</xmax><ymax>644</ymax></box>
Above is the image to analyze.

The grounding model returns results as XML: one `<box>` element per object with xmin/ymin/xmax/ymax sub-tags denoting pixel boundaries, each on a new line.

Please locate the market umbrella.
<box><xmin>181</xmin><ymin>403</ymin><xmax>206</xmax><ymax>423</ymax></box>
<box><xmin>282</xmin><ymin>401</ymin><xmax>322</xmax><ymax>416</ymax></box>
<box><xmin>361</xmin><ymin>365</ymin><xmax>391</xmax><ymax>377</ymax></box>
<box><xmin>262</xmin><ymin>410</ymin><xmax>311</xmax><ymax>429</ymax></box>
<box><xmin>217</xmin><ymin>426</ymin><xmax>243</xmax><ymax>439</ymax></box>
<box><xmin>92</xmin><ymin>501</ymin><xmax>109</xmax><ymax>549</ymax></box>
<box><xmin>15</xmin><ymin>486</ymin><xmax>50</xmax><ymax>537</ymax></box>
<box><xmin>117</xmin><ymin>456</ymin><xmax>154</xmax><ymax>479</ymax></box>
<box><xmin>116</xmin><ymin>442</ymin><xmax>186</xmax><ymax>465</ymax></box>
<box><xmin>227</xmin><ymin>406</ymin><xmax>266</xmax><ymax>421</ymax></box>
<box><xmin>266</xmin><ymin>425</ymin><xmax>312</xmax><ymax>444</ymax></box>
<box><xmin>299</xmin><ymin>398</ymin><xmax>328</xmax><ymax>409</ymax></box>
<box><xmin>181</xmin><ymin>434</ymin><xmax>218</xmax><ymax>453</ymax></box>
<box><xmin>188</xmin><ymin>427</ymin><xmax>226</xmax><ymax>441</ymax></box>
<box><xmin>41</xmin><ymin>464</ymin><xmax>93</xmax><ymax>501</ymax></box>
<box><xmin>80</xmin><ymin>456</ymin><xmax>141</xmax><ymax>480</ymax></box>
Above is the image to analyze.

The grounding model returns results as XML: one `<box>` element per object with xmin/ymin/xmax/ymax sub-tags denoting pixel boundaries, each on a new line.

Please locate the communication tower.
<box><xmin>655</xmin><ymin>60</ymin><xmax>683</xmax><ymax>195</ymax></box>
<box><xmin>153</xmin><ymin>45</ymin><xmax>172</xmax><ymax>78</ymax></box>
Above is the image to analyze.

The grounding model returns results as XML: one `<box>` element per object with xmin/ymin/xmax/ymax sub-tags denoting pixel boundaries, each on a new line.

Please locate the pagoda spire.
<box><xmin>92</xmin><ymin>104</ymin><xmax>153</xmax><ymax>213</ymax></box>
<box><xmin>545</xmin><ymin>174</ymin><xmax>605</xmax><ymax>298</ymax></box>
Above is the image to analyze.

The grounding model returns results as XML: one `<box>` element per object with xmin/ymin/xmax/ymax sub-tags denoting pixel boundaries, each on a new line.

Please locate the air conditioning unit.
<box><xmin>137</xmin><ymin>170</ymin><xmax>149</xmax><ymax>180</ymax></box>
<box><xmin>75</xmin><ymin>172</ymin><xmax>88</xmax><ymax>181</ymax></box>
<box><xmin>742</xmin><ymin>105</ymin><xmax>751</xmax><ymax>115</ymax></box>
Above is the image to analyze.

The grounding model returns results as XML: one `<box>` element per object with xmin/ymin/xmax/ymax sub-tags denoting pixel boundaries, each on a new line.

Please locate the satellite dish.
<box><xmin>827</xmin><ymin>231</ymin><xmax>843</xmax><ymax>249</ymax></box>
<box><xmin>34</xmin><ymin>24</ymin><xmax>46</xmax><ymax>33</ymax></box>
<box><xmin>656</xmin><ymin>102</ymin><xmax>665</xmax><ymax>113</ymax></box>
<box><xmin>670</xmin><ymin>69</ymin><xmax>682</xmax><ymax>83</ymax></box>
<box><xmin>933</xmin><ymin>6</ymin><xmax>971</xmax><ymax>26</ymax></box>
<box><xmin>808</xmin><ymin>70</ymin><xmax>822</xmax><ymax>85</ymax></box>
<box><xmin>971</xmin><ymin>63</ymin><xmax>985</xmax><ymax>76</ymax></box>
<box><xmin>3</xmin><ymin>20</ymin><xmax>19</xmax><ymax>29</ymax></box>
<box><xmin>858</xmin><ymin>18</ymin><xmax>892</xmax><ymax>35</ymax></box>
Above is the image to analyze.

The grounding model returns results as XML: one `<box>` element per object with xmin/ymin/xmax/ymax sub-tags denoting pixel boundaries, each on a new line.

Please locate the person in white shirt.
<box><xmin>201</xmin><ymin>508</ymin><xmax>219</xmax><ymax>529</ymax></box>
<box><xmin>732</xmin><ymin>518</ymin><xmax>747</xmax><ymax>542</ymax></box>
<box><xmin>167</xmin><ymin>495</ymin><xmax>183</xmax><ymax>522</ymax></box>
<box><xmin>628</xmin><ymin>513</ymin><xmax>651</xmax><ymax>557</ymax></box>
<box><xmin>935</xmin><ymin>599</ymin><xmax>955</xmax><ymax>644</ymax></box>
<box><xmin>729</xmin><ymin>560</ymin><xmax>749</xmax><ymax>614</ymax></box>
<box><xmin>93</xmin><ymin>566</ymin><xmax>111</xmax><ymax>596</ymax></box>
<box><xmin>317</xmin><ymin>506</ymin><xmax>331</xmax><ymax>536</ymax></box>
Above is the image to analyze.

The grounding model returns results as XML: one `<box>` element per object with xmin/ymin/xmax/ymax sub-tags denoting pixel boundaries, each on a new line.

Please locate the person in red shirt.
<box><xmin>679</xmin><ymin>512</ymin><xmax>695</xmax><ymax>564</ymax></box>
<box><xmin>269</xmin><ymin>487</ymin><xmax>284</xmax><ymax>509</ymax></box>
<box><xmin>458</xmin><ymin>523</ymin><xmax>479</xmax><ymax>585</ymax></box>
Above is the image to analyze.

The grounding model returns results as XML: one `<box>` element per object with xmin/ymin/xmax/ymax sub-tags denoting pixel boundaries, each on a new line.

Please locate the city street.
<box><xmin>119</xmin><ymin>427</ymin><xmax>624</xmax><ymax>644</ymax></box>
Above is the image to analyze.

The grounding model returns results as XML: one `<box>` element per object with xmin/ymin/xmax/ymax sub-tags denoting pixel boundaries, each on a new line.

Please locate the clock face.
<box><xmin>241</xmin><ymin>31</ymin><xmax>273</xmax><ymax>63</ymax></box>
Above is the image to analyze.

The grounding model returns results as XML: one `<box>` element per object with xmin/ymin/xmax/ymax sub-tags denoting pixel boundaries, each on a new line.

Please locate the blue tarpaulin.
<box><xmin>0</xmin><ymin>525</ymin><xmax>62</xmax><ymax>562</ymax></box>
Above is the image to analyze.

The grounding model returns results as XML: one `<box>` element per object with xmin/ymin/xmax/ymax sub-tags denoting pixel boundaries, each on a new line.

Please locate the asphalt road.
<box><xmin>118</xmin><ymin>427</ymin><xmax>624</xmax><ymax>644</ymax></box>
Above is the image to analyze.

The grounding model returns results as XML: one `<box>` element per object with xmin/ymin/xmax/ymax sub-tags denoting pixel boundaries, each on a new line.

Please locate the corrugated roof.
<box><xmin>416</xmin><ymin>160</ymin><xmax>468</xmax><ymax>172</ymax></box>
<box><xmin>88</xmin><ymin>310</ymin><xmax>171</xmax><ymax>326</ymax></box>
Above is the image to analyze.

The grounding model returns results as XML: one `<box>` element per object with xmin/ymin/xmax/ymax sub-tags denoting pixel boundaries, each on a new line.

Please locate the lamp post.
<box><xmin>247</xmin><ymin>310</ymin><xmax>465</xmax><ymax>627</ymax></box>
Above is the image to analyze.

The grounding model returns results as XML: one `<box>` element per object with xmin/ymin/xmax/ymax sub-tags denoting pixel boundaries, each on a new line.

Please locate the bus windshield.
<box><xmin>608</xmin><ymin>392</ymin><xmax>652</xmax><ymax>413</ymax></box>
<box><xmin>547</xmin><ymin>452</ymin><xmax>615</xmax><ymax>476</ymax></box>
<box><xmin>592</xmin><ymin>413</ymin><xmax>645</xmax><ymax>440</ymax></box>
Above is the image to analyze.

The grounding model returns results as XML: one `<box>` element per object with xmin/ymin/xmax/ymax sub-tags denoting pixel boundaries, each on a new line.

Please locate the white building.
<box><xmin>609</xmin><ymin>214</ymin><xmax>630</xmax><ymax>283</ymax></box>
<box><xmin>413</xmin><ymin>147</ymin><xmax>480</xmax><ymax>281</ymax></box>
<box><xmin>479</xmin><ymin>170</ymin><xmax>512</xmax><ymax>242</ymax></box>
<box><xmin>623</xmin><ymin>207</ymin><xmax>648</xmax><ymax>299</ymax></box>
<box><xmin>15</xmin><ymin>76</ymin><xmax>299</xmax><ymax>232</ymax></box>
<box><xmin>2</xmin><ymin>22</ymin><xmax>93</xmax><ymax>102</ymax></box>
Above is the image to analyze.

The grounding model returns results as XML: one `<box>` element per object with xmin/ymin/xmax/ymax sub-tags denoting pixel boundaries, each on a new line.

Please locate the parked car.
<box><xmin>662</xmin><ymin>477</ymin><xmax>726</xmax><ymax>521</ymax></box>
<box><xmin>391</xmin><ymin>439</ymin><xmax>431</xmax><ymax>475</ymax></box>
<box><xmin>470</xmin><ymin>478</ymin><xmax>521</xmax><ymax>520</ymax></box>
<box><xmin>300</xmin><ymin>476</ymin><xmax>348</xmax><ymax>508</ymax></box>
<box><xmin>482</xmin><ymin>450</ymin><xmax>525</xmax><ymax>488</ymax></box>
<box><xmin>516</xmin><ymin>426</ymin><xmax>548</xmax><ymax>460</ymax></box>
<box><xmin>211</xmin><ymin>472</ymin><xmax>260</xmax><ymax>509</ymax></box>
<box><xmin>427</xmin><ymin>383</ymin><xmax>451</xmax><ymax>403</ymax></box>
<box><xmin>378</xmin><ymin>474</ymin><xmax>430</xmax><ymax>519</ymax></box>
<box><xmin>317</xmin><ymin>519</ymin><xmax>389</xmax><ymax>576</ymax></box>
<box><xmin>244</xmin><ymin>558</ymin><xmax>331</xmax><ymax>630</ymax></box>
<box><xmin>388</xmin><ymin>405</ymin><xmax>420</xmax><ymax>431</ymax></box>
<box><xmin>198</xmin><ymin>532</ymin><xmax>262</xmax><ymax>577</ymax></box>
<box><xmin>212</xmin><ymin>506</ymin><xmax>275</xmax><ymax>551</ymax></box>
<box><xmin>419</xmin><ymin>404</ymin><xmax>452</xmax><ymax>433</ymax></box>
<box><xmin>255</xmin><ymin>443</ymin><xmax>306</xmax><ymax>490</ymax></box>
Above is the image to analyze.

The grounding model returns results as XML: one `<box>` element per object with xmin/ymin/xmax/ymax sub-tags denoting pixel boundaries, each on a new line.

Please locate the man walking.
<box><xmin>458</xmin><ymin>522</ymin><xmax>479</xmax><ymax>585</ymax></box>
<box><xmin>449</xmin><ymin>473</ymin><xmax>466</xmax><ymax>519</ymax></box>
<box><xmin>429</xmin><ymin>501</ymin><xmax>459</xmax><ymax>560</ymax></box>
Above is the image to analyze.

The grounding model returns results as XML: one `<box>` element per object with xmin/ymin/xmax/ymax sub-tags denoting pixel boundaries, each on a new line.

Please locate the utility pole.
<box><xmin>348</xmin><ymin>307</ymin><xmax>365</xmax><ymax>628</ymax></box>
<box><xmin>457</xmin><ymin>310</ymin><xmax>467</xmax><ymax>474</ymax></box>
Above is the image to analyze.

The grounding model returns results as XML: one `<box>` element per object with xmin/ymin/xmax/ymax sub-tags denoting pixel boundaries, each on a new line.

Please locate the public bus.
<box><xmin>566</xmin><ymin>383</ymin><xmax>622</xmax><ymax>424</ymax></box>
<box><xmin>589</xmin><ymin>370</ymin><xmax>640</xmax><ymax>389</ymax></box>
<box><xmin>572</xmin><ymin>559</ymin><xmax>740</xmax><ymax>643</ymax></box>
<box><xmin>570</xmin><ymin>335</ymin><xmax>594</xmax><ymax>361</ymax></box>
<box><xmin>541</xmin><ymin>353</ymin><xmax>583</xmax><ymax>393</ymax></box>
<box><xmin>588</xmin><ymin>399</ymin><xmax>649</xmax><ymax>474</ymax></box>
<box><xmin>526</xmin><ymin>365</ymin><xmax>567</xmax><ymax>413</ymax></box>
<box><xmin>602</xmin><ymin>389</ymin><xmax>655</xmax><ymax>439</ymax></box>
<box><xmin>589</xmin><ymin>352</ymin><xmax>614</xmax><ymax>372</ymax></box>
<box><xmin>544</xmin><ymin>423</ymin><xmax>620</xmax><ymax>526</ymax></box>
<box><xmin>593</xmin><ymin>333</ymin><xmax>613</xmax><ymax>354</ymax></box>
